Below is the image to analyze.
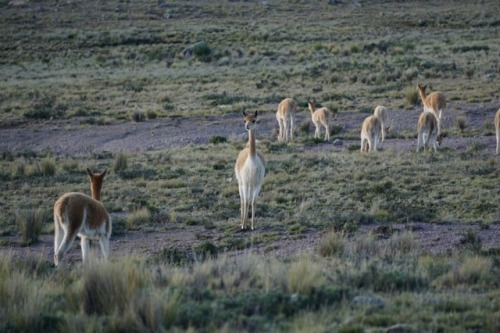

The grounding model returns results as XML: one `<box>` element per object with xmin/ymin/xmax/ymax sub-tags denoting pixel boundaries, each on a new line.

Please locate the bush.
<box><xmin>114</xmin><ymin>152</ymin><xmax>128</xmax><ymax>173</ymax></box>
<box><xmin>456</xmin><ymin>116</ymin><xmax>467</xmax><ymax>131</ymax></box>
<box><xmin>130</xmin><ymin>111</ymin><xmax>145</xmax><ymax>122</ymax></box>
<box><xmin>16</xmin><ymin>208</ymin><xmax>45</xmax><ymax>245</ymax></box>
<box><xmin>24</xmin><ymin>94</ymin><xmax>66</xmax><ymax>119</ymax></box>
<box><xmin>40</xmin><ymin>158</ymin><xmax>56</xmax><ymax>176</ymax></box>
<box><xmin>209</xmin><ymin>136</ymin><xmax>227</xmax><ymax>144</ymax></box>
<box><xmin>318</xmin><ymin>231</ymin><xmax>345</xmax><ymax>257</ymax></box>
<box><xmin>126</xmin><ymin>208</ymin><xmax>151</xmax><ymax>229</ymax></box>
<box><xmin>406</xmin><ymin>87</ymin><xmax>419</xmax><ymax>106</ymax></box>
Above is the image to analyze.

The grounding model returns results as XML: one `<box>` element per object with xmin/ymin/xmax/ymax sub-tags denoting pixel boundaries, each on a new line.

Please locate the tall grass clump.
<box><xmin>40</xmin><ymin>157</ymin><xmax>56</xmax><ymax>176</ymax></box>
<box><xmin>126</xmin><ymin>207</ymin><xmax>151</xmax><ymax>229</ymax></box>
<box><xmin>0</xmin><ymin>269</ymin><xmax>52</xmax><ymax>333</ymax></box>
<box><xmin>288</xmin><ymin>256</ymin><xmax>325</xmax><ymax>295</ymax></box>
<box><xmin>16</xmin><ymin>208</ymin><xmax>45</xmax><ymax>245</ymax></box>
<box><xmin>81</xmin><ymin>259</ymin><xmax>150</xmax><ymax>315</ymax></box>
<box><xmin>406</xmin><ymin>87</ymin><xmax>419</xmax><ymax>106</ymax></box>
<box><xmin>114</xmin><ymin>152</ymin><xmax>128</xmax><ymax>173</ymax></box>
<box><xmin>433</xmin><ymin>256</ymin><xmax>493</xmax><ymax>288</ymax></box>
<box><xmin>318</xmin><ymin>230</ymin><xmax>345</xmax><ymax>257</ymax></box>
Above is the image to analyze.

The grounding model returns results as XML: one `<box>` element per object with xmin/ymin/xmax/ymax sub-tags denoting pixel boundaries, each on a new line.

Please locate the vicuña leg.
<box><xmin>81</xmin><ymin>236</ymin><xmax>90</xmax><ymax>262</ymax></box>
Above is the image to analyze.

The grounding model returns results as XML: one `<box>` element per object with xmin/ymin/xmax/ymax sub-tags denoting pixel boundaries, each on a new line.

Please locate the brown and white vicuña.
<box><xmin>308</xmin><ymin>99</ymin><xmax>332</xmax><ymax>141</ymax></box>
<box><xmin>417</xmin><ymin>83</ymin><xmax>446</xmax><ymax>131</ymax></box>
<box><xmin>235</xmin><ymin>111</ymin><xmax>265</xmax><ymax>230</ymax></box>
<box><xmin>276</xmin><ymin>97</ymin><xmax>297</xmax><ymax>141</ymax></box>
<box><xmin>495</xmin><ymin>108</ymin><xmax>500</xmax><ymax>155</ymax></box>
<box><xmin>417</xmin><ymin>111</ymin><xmax>442</xmax><ymax>152</ymax></box>
<box><xmin>53</xmin><ymin>168</ymin><xmax>111</xmax><ymax>266</ymax></box>
<box><xmin>373</xmin><ymin>105</ymin><xmax>388</xmax><ymax>144</ymax></box>
<box><xmin>360</xmin><ymin>115</ymin><xmax>382</xmax><ymax>152</ymax></box>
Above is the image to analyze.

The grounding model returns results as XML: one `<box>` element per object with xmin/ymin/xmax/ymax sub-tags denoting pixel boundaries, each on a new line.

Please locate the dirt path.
<box><xmin>0</xmin><ymin>102</ymin><xmax>498</xmax><ymax>155</ymax></box>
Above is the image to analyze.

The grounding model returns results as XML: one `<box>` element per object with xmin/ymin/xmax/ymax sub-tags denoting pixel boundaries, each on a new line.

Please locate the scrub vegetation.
<box><xmin>0</xmin><ymin>0</ymin><xmax>499</xmax><ymax>332</ymax></box>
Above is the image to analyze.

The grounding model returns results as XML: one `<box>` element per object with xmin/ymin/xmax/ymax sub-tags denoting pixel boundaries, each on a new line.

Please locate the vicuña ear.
<box><xmin>101</xmin><ymin>168</ymin><xmax>108</xmax><ymax>176</ymax></box>
<box><xmin>242</xmin><ymin>110</ymin><xmax>247</xmax><ymax>116</ymax></box>
<box><xmin>87</xmin><ymin>168</ymin><xmax>93</xmax><ymax>177</ymax></box>
<box><xmin>254</xmin><ymin>111</ymin><xmax>258</xmax><ymax>117</ymax></box>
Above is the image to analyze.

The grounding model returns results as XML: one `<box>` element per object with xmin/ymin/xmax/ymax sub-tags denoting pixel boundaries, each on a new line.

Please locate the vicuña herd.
<box><xmin>53</xmin><ymin>84</ymin><xmax>499</xmax><ymax>266</ymax></box>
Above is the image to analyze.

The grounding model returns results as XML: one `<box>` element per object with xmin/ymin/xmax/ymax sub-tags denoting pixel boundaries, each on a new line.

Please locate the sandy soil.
<box><xmin>0</xmin><ymin>101</ymin><xmax>499</xmax><ymax>264</ymax></box>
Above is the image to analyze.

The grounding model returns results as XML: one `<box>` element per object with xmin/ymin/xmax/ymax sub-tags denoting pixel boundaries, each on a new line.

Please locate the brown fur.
<box><xmin>417</xmin><ymin>84</ymin><xmax>446</xmax><ymax>124</ymax></box>
<box><xmin>276</xmin><ymin>98</ymin><xmax>297</xmax><ymax>141</ymax></box>
<box><xmin>360</xmin><ymin>115</ymin><xmax>381</xmax><ymax>152</ymax></box>
<box><xmin>308</xmin><ymin>100</ymin><xmax>332</xmax><ymax>141</ymax></box>
<box><xmin>495</xmin><ymin>109</ymin><xmax>500</xmax><ymax>155</ymax></box>
<box><xmin>235</xmin><ymin>111</ymin><xmax>265</xmax><ymax>230</ymax></box>
<box><xmin>53</xmin><ymin>168</ymin><xmax>111</xmax><ymax>266</ymax></box>
<box><xmin>417</xmin><ymin>111</ymin><xmax>442</xmax><ymax>152</ymax></box>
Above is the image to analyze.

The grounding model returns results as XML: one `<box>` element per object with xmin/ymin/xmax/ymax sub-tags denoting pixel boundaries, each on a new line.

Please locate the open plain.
<box><xmin>0</xmin><ymin>0</ymin><xmax>499</xmax><ymax>332</ymax></box>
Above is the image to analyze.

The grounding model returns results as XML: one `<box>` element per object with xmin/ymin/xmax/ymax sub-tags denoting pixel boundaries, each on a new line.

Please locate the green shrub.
<box><xmin>209</xmin><ymin>136</ymin><xmax>227</xmax><ymax>144</ymax></box>
<box><xmin>24</xmin><ymin>94</ymin><xmax>66</xmax><ymax>119</ymax></box>
<box><xmin>406</xmin><ymin>87</ymin><xmax>419</xmax><ymax>106</ymax></box>
<box><xmin>114</xmin><ymin>152</ymin><xmax>128</xmax><ymax>173</ymax></box>
<box><xmin>130</xmin><ymin>111</ymin><xmax>145</xmax><ymax>122</ymax></box>
<box><xmin>455</xmin><ymin>116</ymin><xmax>467</xmax><ymax>131</ymax></box>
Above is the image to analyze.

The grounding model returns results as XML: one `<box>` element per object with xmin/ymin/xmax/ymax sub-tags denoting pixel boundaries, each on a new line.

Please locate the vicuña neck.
<box><xmin>418</xmin><ymin>90</ymin><xmax>427</xmax><ymax>104</ymax></box>
<box><xmin>248</xmin><ymin>128</ymin><xmax>256</xmax><ymax>156</ymax></box>
<box><xmin>91</xmin><ymin>187</ymin><xmax>101</xmax><ymax>201</ymax></box>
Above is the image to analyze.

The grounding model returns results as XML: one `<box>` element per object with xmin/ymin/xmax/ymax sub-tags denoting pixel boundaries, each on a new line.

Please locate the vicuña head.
<box><xmin>417</xmin><ymin>111</ymin><xmax>442</xmax><ymax>152</ymax></box>
<box><xmin>53</xmin><ymin>168</ymin><xmax>111</xmax><ymax>266</ymax></box>
<box><xmin>276</xmin><ymin>97</ymin><xmax>297</xmax><ymax>141</ymax></box>
<box><xmin>308</xmin><ymin>99</ymin><xmax>332</xmax><ymax>141</ymax></box>
<box><xmin>417</xmin><ymin>83</ymin><xmax>446</xmax><ymax>123</ymax></box>
<box><xmin>360</xmin><ymin>115</ymin><xmax>382</xmax><ymax>152</ymax></box>
<box><xmin>235</xmin><ymin>110</ymin><xmax>265</xmax><ymax>230</ymax></box>
<box><xmin>495</xmin><ymin>109</ymin><xmax>500</xmax><ymax>155</ymax></box>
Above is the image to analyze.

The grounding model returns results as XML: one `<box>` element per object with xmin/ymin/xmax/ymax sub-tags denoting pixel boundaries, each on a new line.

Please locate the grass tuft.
<box><xmin>15</xmin><ymin>208</ymin><xmax>45</xmax><ymax>246</ymax></box>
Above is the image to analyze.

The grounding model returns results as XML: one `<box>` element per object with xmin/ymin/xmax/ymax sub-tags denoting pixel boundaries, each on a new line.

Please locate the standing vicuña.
<box><xmin>417</xmin><ymin>83</ymin><xmax>446</xmax><ymax>129</ymax></box>
<box><xmin>360</xmin><ymin>115</ymin><xmax>382</xmax><ymax>152</ymax></box>
<box><xmin>235</xmin><ymin>111</ymin><xmax>265</xmax><ymax>230</ymax></box>
<box><xmin>53</xmin><ymin>168</ymin><xmax>111</xmax><ymax>266</ymax></box>
<box><xmin>495</xmin><ymin>109</ymin><xmax>500</xmax><ymax>155</ymax></box>
<box><xmin>417</xmin><ymin>111</ymin><xmax>442</xmax><ymax>152</ymax></box>
<box><xmin>308</xmin><ymin>100</ymin><xmax>332</xmax><ymax>141</ymax></box>
<box><xmin>276</xmin><ymin>97</ymin><xmax>297</xmax><ymax>141</ymax></box>
<box><xmin>373</xmin><ymin>105</ymin><xmax>388</xmax><ymax>144</ymax></box>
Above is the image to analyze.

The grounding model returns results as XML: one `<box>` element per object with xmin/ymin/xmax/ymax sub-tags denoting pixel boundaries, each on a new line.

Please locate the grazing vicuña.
<box><xmin>53</xmin><ymin>168</ymin><xmax>111</xmax><ymax>266</ymax></box>
<box><xmin>417</xmin><ymin>111</ymin><xmax>442</xmax><ymax>152</ymax></box>
<box><xmin>308</xmin><ymin>100</ymin><xmax>332</xmax><ymax>141</ymax></box>
<box><xmin>417</xmin><ymin>83</ymin><xmax>446</xmax><ymax>128</ymax></box>
<box><xmin>495</xmin><ymin>109</ymin><xmax>500</xmax><ymax>155</ymax></box>
<box><xmin>373</xmin><ymin>105</ymin><xmax>388</xmax><ymax>144</ymax></box>
<box><xmin>360</xmin><ymin>115</ymin><xmax>382</xmax><ymax>152</ymax></box>
<box><xmin>276</xmin><ymin>97</ymin><xmax>297</xmax><ymax>141</ymax></box>
<box><xmin>235</xmin><ymin>111</ymin><xmax>265</xmax><ymax>230</ymax></box>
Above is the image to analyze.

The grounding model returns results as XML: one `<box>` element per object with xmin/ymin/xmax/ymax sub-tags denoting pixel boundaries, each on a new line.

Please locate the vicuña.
<box><xmin>276</xmin><ymin>97</ymin><xmax>297</xmax><ymax>141</ymax></box>
<box><xmin>417</xmin><ymin>83</ymin><xmax>446</xmax><ymax>131</ymax></box>
<box><xmin>308</xmin><ymin>99</ymin><xmax>332</xmax><ymax>141</ymax></box>
<box><xmin>235</xmin><ymin>111</ymin><xmax>265</xmax><ymax>230</ymax></box>
<box><xmin>53</xmin><ymin>168</ymin><xmax>111</xmax><ymax>266</ymax></box>
<box><xmin>360</xmin><ymin>115</ymin><xmax>382</xmax><ymax>152</ymax></box>
<box><xmin>495</xmin><ymin>109</ymin><xmax>500</xmax><ymax>155</ymax></box>
<box><xmin>417</xmin><ymin>111</ymin><xmax>442</xmax><ymax>152</ymax></box>
<box><xmin>373</xmin><ymin>105</ymin><xmax>388</xmax><ymax>144</ymax></box>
